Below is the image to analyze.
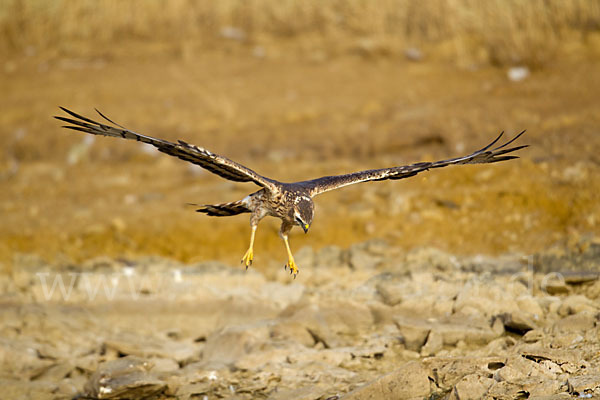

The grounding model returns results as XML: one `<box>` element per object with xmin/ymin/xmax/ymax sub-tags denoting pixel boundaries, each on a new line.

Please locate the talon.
<box><xmin>286</xmin><ymin>258</ymin><xmax>299</xmax><ymax>277</ymax></box>
<box><xmin>241</xmin><ymin>248</ymin><xmax>254</xmax><ymax>269</ymax></box>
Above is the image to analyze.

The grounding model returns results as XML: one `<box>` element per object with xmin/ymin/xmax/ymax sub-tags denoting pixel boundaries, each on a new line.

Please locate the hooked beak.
<box><xmin>302</xmin><ymin>224</ymin><xmax>309</xmax><ymax>234</ymax></box>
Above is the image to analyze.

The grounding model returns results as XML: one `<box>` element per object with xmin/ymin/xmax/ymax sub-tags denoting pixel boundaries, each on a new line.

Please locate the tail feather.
<box><xmin>195</xmin><ymin>200</ymin><xmax>250</xmax><ymax>217</ymax></box>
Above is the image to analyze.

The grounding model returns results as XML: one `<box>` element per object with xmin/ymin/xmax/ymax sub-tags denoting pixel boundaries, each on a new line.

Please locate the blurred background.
<box><xmin>1</xmin><ymin>0</ymin><xmax>600</xmax><ymax>270</ymax></box>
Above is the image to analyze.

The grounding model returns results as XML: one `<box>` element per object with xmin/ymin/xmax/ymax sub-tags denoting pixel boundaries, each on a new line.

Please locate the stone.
<box><xmin>454</xmin><ymin>280</ymin><xmax>522</xmax><ymax>318</ymax></box>
<box><xmin>281</xmin><ymin>298</ymin><xmax>374</xmax><ymax>347</ymax></box>
<box><xmin>395</xmin><ymin>314</ymin><xmax>499</xmax><ymax>352</ymax></box>
<box><xmin>0</xmin><ymin>380</ymin><xmax>60</xmax><ymax>400</ymax></box>
<box><xmin>451</xmin><ymin>373</ymin><xmax>494</xmax><ymax>400</ymax></box>
<box><xmin>235</xmin><ymin>347</ymin><xmax>292</xmax><ymax>371</ymax></box>
<box><xmin>421</xmin><ymin>330</ymin><xmax>443</xmax><ymax>357</ymax></box>
<box><xmin>104</xmin><ymin>334</ymin><xmax>198</xmax><ymax>363</ymax></box>
<box><xmin>288</xmin><ymin>348</ymin><xmax>353</xmax><ymax>367</ymax></box>
<box><xmin>523</xmin><ymin>329</ymin><xmax>545</xmax><ymax>343</ymax></box>
<box><xmin>528</xmin><ymin>394</ymin><xmax>571</xmax><ymax>400</ymax></box>
<box><xmin>84</xmin><ymin>356</ymin><xmax>167</xmax><ymax>399</ymax></box>
<box><xmin>267</xmin><ymin>385</ymin><xmax>328</xmax><ymax>400</ymax></box>
<box><xmin>518</xmin><ymin>345</ymin><xmax>582</xmax><ymax>366</ymax></box>
<box><xmin>269</xmin><ymin>320</ymin><xmax>315</xmax><ymax>347</ymax></box>
<box><xmin>567</xmin><ymin>374</ymin><xmax>600</xmax><ymax>395</ymax></box>
<box><xmin>33</xmin><ymin>360</ymin><xmax>74</xmax><ymax>382</ymax></box>
<box><xmin>424</xmin><ymin>357</ymin><xmax>505</xmax><ymax>390</ymax></box>
<box><xmin>557</xmin><ymin>295</ymin><xmax>598</xmax><ymax>316</ymax></box>
<box><xmin>552</xmin><ymin>311</ymin><xmax>597</xmax><ymax>333</ymax></box>
<box><xmin>516</xmin><ymin>295</ymin><xmax>544</xmax><ymax>318</ymax></box>
<box><xmin>376</xmin><ymin>280</ymin><xmax>407</xmax><ymax>306</ymax></box>
<box><xmin>498</xmin><ymin>311</ymin><xmax>538</xmax><ymax>334</ymax></box>
<box><xmin>348</xmin><ymin>242</ymin><xmax>384</xmax><ymax>270</ymax></box>
<box><xmin>340</xmin><ymin>361</ymin><xmax>431</xmax><ymax>399</ymax></box>
<box><xmin>394</xmin><ymin>316</ymin><xmax>430</xmax><ymax>351</ymax></box>
<box><xmin>201</xmin><ymin>321</ymin><xmax>271</xmax><ymax>367</ymax></box>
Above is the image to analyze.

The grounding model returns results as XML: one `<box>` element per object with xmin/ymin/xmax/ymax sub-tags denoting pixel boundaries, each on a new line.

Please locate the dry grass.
<box><xmin>1</xmin><ymin>0</ymin><xmax>599</xmax><ymax>66</ymax></box>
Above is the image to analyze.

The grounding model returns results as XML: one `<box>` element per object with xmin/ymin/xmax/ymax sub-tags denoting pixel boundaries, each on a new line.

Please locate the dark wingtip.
<box><xmin>94</xmin><ymin>108</ymin><xmax>124</xmax><ymax>128</ymax></box>
<box><xmin>493</xmin><ymin>129</ymin><xmax>527</xmax><ymax>151</ymax></box>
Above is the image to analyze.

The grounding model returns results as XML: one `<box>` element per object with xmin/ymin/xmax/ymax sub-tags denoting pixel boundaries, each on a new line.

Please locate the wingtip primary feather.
<box><xmin>95</xmin><ymin>108</ymin><xmax>126</xmax><ymax>129</ymax></box>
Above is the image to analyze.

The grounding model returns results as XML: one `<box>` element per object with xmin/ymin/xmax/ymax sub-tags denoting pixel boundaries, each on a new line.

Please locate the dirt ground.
<box><xmin>2</xmin><ymin>39</ymin><xmax>600</xmax><ymax>398</ymax></box>
<box><xmin>2</xmin><ymin>42</ymin><xmax>600</xmax><ymax>268</ymax></box>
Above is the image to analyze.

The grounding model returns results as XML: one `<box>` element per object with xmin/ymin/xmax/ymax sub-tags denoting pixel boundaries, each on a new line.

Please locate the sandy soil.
<box><xmin>2</xmin><ymin>42</ymin><xmax>600</xmax><ymax>398</ymax></box>
<box><xmin>2</xmin><ymin>45</ymin><xmax>600</xmax><ymax>268</ymax></box>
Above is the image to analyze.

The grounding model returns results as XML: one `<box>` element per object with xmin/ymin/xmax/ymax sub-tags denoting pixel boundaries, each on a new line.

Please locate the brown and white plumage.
<box><xmin>55</xmin><ymin>107</ymin><xmax>278</xmax><ymax>191</ymax></box>
<box><xmin>56</xmin><ymin>107</ymin><xmax>527</xmax><ymax>277</ymax></box>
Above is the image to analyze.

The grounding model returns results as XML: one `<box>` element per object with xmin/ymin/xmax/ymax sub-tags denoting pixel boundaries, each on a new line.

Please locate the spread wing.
<box><xmin>301</xmin><ymin>131</ymin><xmax>527</xmax><ymax>197</ymax></box>
<box><xmin>55</xmin><ymin>107</ymin><xmax>279</xmax><ymax>191</ymax></box>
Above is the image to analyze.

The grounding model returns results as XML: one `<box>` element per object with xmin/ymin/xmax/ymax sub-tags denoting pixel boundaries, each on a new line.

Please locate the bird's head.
<box><xmin>292</xmin><ymin>196</ymin><xmax>314</xmax><ymax>234</ymax></box>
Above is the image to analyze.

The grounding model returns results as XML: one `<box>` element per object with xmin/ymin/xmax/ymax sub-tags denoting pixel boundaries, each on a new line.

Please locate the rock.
<box><xmin>424</xmin><ymin>357</ymin><xmax>505</xmax><ymax>390</ymax></box>
<box><xmin>394</xmin><ymin>316</ymin><xmax>430</xmax><ymax>351</ymax></box>
<box><xmin>0</xmin><ymin>380</ymin><xmax>60</xmax><ymax>400</ymax></box>
<box><xmin>235</xmin><ymin>347</ymin><xmax>292</xmax><ymax>371</ymax></box>
<box><xmin>498</xmin><ymin>311</ymin><xmax>538</xmax><ymax>334</ymax></box>
<box><xmin>421</xmin><ymin>330</ymin><xmax>443</xmax><ymax>357</ymax></box>
<box><xmin>281</xmin><ymin>298</ymin><xmax>374</xmax><ymax>347</ymax></box>
<box><xmin>562</xmin><ymin>271</ymin><xmax>599</xmax><ymax>284</ymax></box>
<box><xmin>0</xmin><ymin>337</ymin><xmax>54</xmax><ymax>380</ymax></box>
<box><xmin>523</xmin><ymin>329</ymin><xmax>545</xmax><ymax>343</ymax></box>
<box><xmin>528</xmin><ymin>379</ymin><xmax>568</xmax><ymax>397</ymax></box>
<box><xmin>451</xmin><ymin>373</ymin><xmax>494</xmax><ymax>400</ymax></box>
<box><xmin>270</xmin><ymin>320</ymin><xmax>315</xmax><ymax>347</ymax></box>
<box><xmin>508</xmin><ymin>66</ymin><xmax>530</xmax><ymax>82</ymax></box>
<box><xmin>550</xmin><ymin>332</ymin><xmax>585</xmax><ymax>348</ymax></box>
<box><xmin>487</xmin><ymin>380</ymin><xmax>534</xmax><ymax>399</ymax></box>
<box><xmin>104</xmin><ymin>334</ymin><xmax>198</xmax><ymax>363</ymax></box>
<box><xmin>395</xmin><ymin>314</ymin><xmax>499</xmax><ymax>352</ymax></box>
<box><xmin>201</xmin><ymin>321</ymin><xmax>271</xmax><ymax>367</ymax></box>
<box><xmin>33</xmin><ymin>360</ymin><xmax>74</xmax><ymax>382</ymax></box>
<box><xmin>340</xmin><ymin>361</ymin><xmax>431</xmax><ymax>399</ymax></box>
<box><xmin>287</xmin><ymin>348</ymin><xmax>353</xmax><ymax>367</ymax></box>
<box><xmin>403</xmin><ymin>247</ymin><xmax>459</xmax><ymax>273</ymax></box>
<box><xmin>516</xmin><ymin>295</ymin><xmax>545</xmax><ymax>317</ymax></box>
<box><xmin>494</xmin><ymin>356</ymin><xmax>541</xmax><ymax>383</ymax></box>
<box><xmin>557</xmin><ymin>295</ymin><xmax>598</xmax><ymax>316</ymax></box>
<box><xmin>552</xmin><ymin>311</ymin><xmax>597</xmax><ymax>333</ymax></box>
<box><xmin>518</xmin><ymin>344</ymin><xmax>582</xmax><ymax>366</ymax></box>
<box><xmin>454</xmin><ymin>280</ymin><xmax>522</xmax><ymax>318</ymax></box>
<box><xmin>348</xmin><ymin>242</ymin><xmax>384</xmax><ymax>270</ymax></box>
<box><xmin>376</xmin><ymin>280</ymin><xmax>406</xmax><ymax>306</ymax></box>
<box><xmin>529</xmin><ymin>394</ymin><xmax>571</xmax><ymax>400</ymax></box>
<box><xmin>435</xmin><ymin>314</ymin><xmax>500</xmax><ymax>346</ymax></box>
<box><xmin>267</xmin><ymin>385</ymin><xmax>328</xmax><ymax>400</ymax></box>
<box><xmin>567</xmin><ymin>374</ymin><xmax>600</xmax><ymax>395</ymax></box>
<box><xmin>149</xmin><ymin>358</ymin><xmax>180</xmax><ymax>372</ymax></box>
<box><xmin>84</xmin><ymin>356</ymin><xmax>167</xmax><ymax>399</ymax></box>
<box><xmin>315</xmin><ymin>245</ymin><xmax>346</xmax><ymax>269</ymax></box>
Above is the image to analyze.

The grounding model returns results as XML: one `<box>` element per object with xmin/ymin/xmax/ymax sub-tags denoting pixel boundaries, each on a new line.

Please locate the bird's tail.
<box><xmin>193</xmin><ymin>200</ymin><xmax>250</xmax><ymax>217</ymax></box>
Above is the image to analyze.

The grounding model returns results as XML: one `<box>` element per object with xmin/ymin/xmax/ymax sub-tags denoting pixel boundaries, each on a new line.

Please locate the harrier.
<box><xmin>56</xmin><ymin>108</ymin><xmax>527</xmax><ymax>277</ymax></box>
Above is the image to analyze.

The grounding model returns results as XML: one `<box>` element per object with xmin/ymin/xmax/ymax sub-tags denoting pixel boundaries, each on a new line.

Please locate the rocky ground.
<box><xmin>2</xmin><ymin>238</ymin><xmax>600</xmax><ymax>399</ymax></box>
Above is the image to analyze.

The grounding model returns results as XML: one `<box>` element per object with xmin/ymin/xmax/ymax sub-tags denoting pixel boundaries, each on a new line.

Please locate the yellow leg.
<box><xmin>241</xmin><ymin>225</ymin><xmax>257</xmax><ymax>269</ymax></box>
<box><xmin>282</xmin><ymin>234</ymin><xmax>299</xmax><ymax>278</ymax></box>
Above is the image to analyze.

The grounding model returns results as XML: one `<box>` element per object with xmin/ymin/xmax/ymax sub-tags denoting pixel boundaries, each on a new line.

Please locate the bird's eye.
<box><xmin>295</xmin><ymin>217</ymin><xmax>303</xmax><ymax>225</ymax></box>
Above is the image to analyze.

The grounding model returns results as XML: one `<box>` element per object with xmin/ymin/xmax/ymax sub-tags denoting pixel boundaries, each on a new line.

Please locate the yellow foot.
<box><xmin>284</xmin><ymin>258</ymin><xmax>299</xmax><ymax>278</ymax></box>
<box><xmin>241</xmin><ymin>248</ymin><xmax>253</xmax><ymax>269</ymax></box>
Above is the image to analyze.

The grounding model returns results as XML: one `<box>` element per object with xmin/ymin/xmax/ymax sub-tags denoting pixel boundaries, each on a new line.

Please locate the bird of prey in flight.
<box><xmin>55</xmin><ymin>107</ymin><xmax>527</xmax><ymax>277</ymax></box>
